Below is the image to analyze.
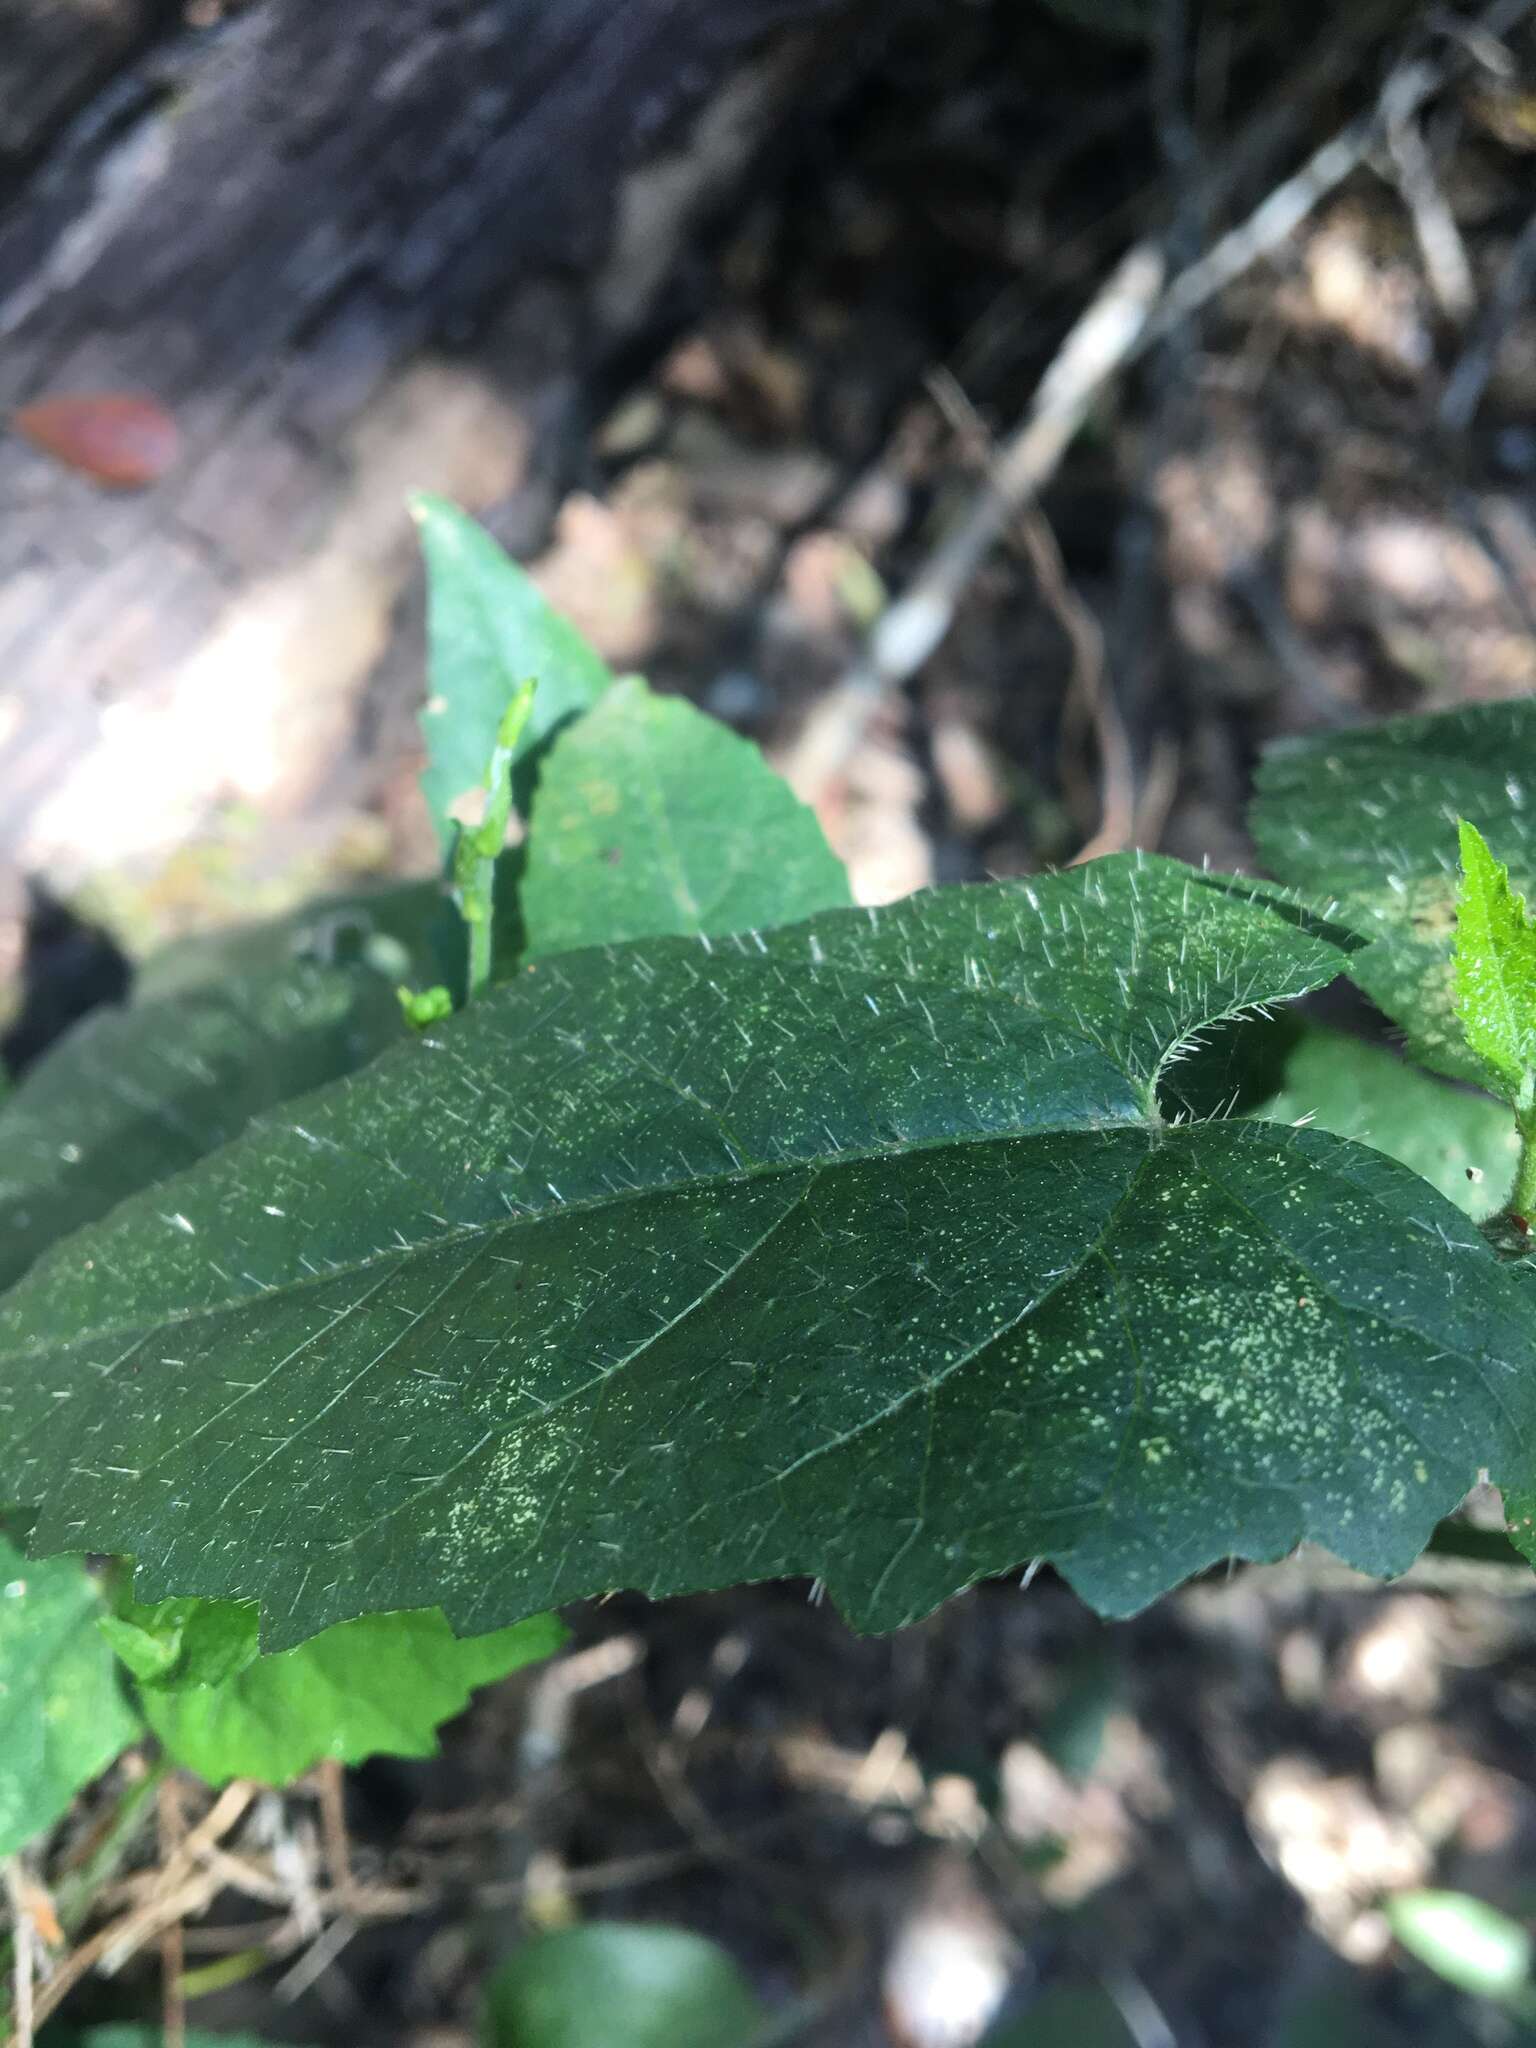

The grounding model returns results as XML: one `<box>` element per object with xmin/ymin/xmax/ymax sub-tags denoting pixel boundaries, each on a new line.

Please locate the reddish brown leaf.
<box><xmin>11</xmin><ymin>391</ymin><xmax>181</xmax><ymax>488</ymax></box>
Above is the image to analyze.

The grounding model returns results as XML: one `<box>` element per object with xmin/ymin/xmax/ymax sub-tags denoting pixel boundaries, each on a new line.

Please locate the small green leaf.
<box><xmin>1252</xmin><ymin>1024</ymin><xmax>1518</xmax><ymax>1217</ymax></box>
<box><xmin>398</xmin><ymin>983</ymin><xmax>456</xmax><ymax>1030</ymax></box>
<box><xmin>1454</xmin><ymin>819</ymin><xmax>1536</xmax><ymax>1110</ymax></box>
<box><xmin>519</xmin><ymin>675</ymin><xmax>850</xmax><ymax>955</ymax></box>
<box><xmin>1252</xmin><ymin>699</ymin><xmax>1536</xmax><ymax>1087</ymax></box>
<box><xmin>481</xmin><ymin>1923</ymin><xmax>764</xmax><ymax>2048</ymax></box>
<box><xmin>0</xmin><ymin>967</ymin><xmax>404</xmax><ymax>1297</ymax></box>
<box><xmin>140</xmin><ymin>1608</ymin><xmax>565</xmax><ymax>1785</ymax></box>
<box><xmin>99</xmin><ymin>1591</ymin><xmax>259</xmax><ymax>1691</ymax></box>
<box><xmin>1385</xmin><ymin>1888</ymin><xmax>1533</xmax><ymax>2002</ymax></box>
<box><xmin>983</xmin><ymin>1984</ymin><xmax>1134</xmax><ymax>2048</ymax></box>
<box><xmin>414</xmin><ymin>497</ymin><xmax>611</xmax><ymax>857</ymax></box>
<box><xmin>0</xmin><ymin>1530</ymin><xmax>140</xmax><ymax>1856</ymax></box>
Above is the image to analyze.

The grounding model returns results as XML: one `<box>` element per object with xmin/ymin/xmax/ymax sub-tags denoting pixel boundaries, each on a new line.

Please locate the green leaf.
<box><xmin>131</xmin><ymin>880</ymin><xmax>451</xmax><ymax>1007</ymax></box>
<box><xmin>0</xmin><ymin>1531</ymin><xmax>141</xmax><ymax>1856</ymax></box>
<box><xmin>519</xmin><ymin>675</ymin><xmax>850</xmax><ymax>956</ymax></box>
<box><xmin>99</xmin><ymin>1591</ymin><xmax>259</xmax><ymax>1691</ymax></box>
<box><xmin>1454</xmin><ymin>819</ymin><xmax>1536</xmax><ymax>1110</ymax></box>
<box><xmin>481</xmin><ymin>1923</ymin><xmax>764</xmax><ymax>2048</ymax></box>
<box><xmin>1504</xmin><ymin>1475</ymin><xmax>1536</xmax><ymax>1567</ymax></box>
<box><xmin>1252</xmin><ymin>1024</ymin><xmax>1519</xmax><ymax>1217</ymax></box>
<box><xmin>1385</xmin><ymin>1889</ymin><xmax>1533</xmax><ymax>2002</ymax></box>
<box><xmin>414</xmin><ymin>497</ymin><xmax>612</xmax><ymax>858</ymax></box>
<box><xmin>0</xmin><ymin>967</ymin><xmax>405</xmax><ymax>1298</ymax></box>
<box><xmin>983</xmin><ymin>1984</ymin><xmax>1134</xmax><ymax>2048</ymax></box>
<box><xmin>1251</xmin><ymin>699</ymin><xmax>1536</xmax><ymax>1086</ymax></box>
<box><xmin>141</xmin><ymin>1608</ymin><xmax>565</xmax><ymax>1786</ymax></box>
<box><xmin>4</xmin><ymin>857</ymin><xmax>1527</xmax><ymax>1644</ymax></box>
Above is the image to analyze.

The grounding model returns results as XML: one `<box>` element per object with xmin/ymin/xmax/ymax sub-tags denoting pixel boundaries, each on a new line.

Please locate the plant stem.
<box><xmin>1512</xmin><ymin>1103</ymin><xmax>1536</xmax><ymax>1219</ymax></box>
<box><xmin>54</xmin><ymin>1758</ymin><xmax>168</xmax><ymax>1936</ymax></box>
<box><xmin>452</xmin><ymin>677</ymin><xmax>537</xmax><ymax>1002</ymax></box>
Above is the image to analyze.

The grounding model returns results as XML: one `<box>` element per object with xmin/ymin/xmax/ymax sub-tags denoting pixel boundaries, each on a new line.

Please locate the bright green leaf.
<box><xmin>1252</xmin><ymin>1024</ymin><xmax>1518</xmax><ymax>1217</ymax></box>
<box><xmin>0</xmin><ymin>1530</ymin><xmax>140</xmax><ymax>1856</ymax></box>
<box><xmin>481</xmin><ymin>1923</ymin><xmax>764</xmax><ymax>2048</ymax></box>
<box><xmin>1454</xmin><ymin>819</ymin><xmax>1536</xmax><ymax>1110</ymax></box>
<box><xmin>519</xmin><ymin>675</ymin><xmax>850</xmax><ymax>955</ymax></box>
<box><xmin>1251</xmin><ymin>699</ymin><xmax>1536</xmax><ymax>1086</ymax></box>
<box><xmin>141</xmin><ymin>1608</ymin><xmax>565</xmax><ymax>1786</ymax></box>
<box><xmin>1385</xmin><ymin>1888</ymin><xmax>1533</xmax><ymax>2002</ymax></box>
<box><xmin>0</xmin><ymin>968</ymin><xmax>404</xmax><ymax>1298</ymax></box>
<box><xmin>99</xmin><ymin>1591</ymin><xmax>259</xmax><ymax>1691</ymax></box>
<box><xmin>414</xmin><ymin>496</ymin><xmax>611</xmax><ymax>858</ymax></box>
<box><xmin>3</xmin><ymin>858</ymin><xmax>1529</xmax><ymax>1645</ymax></box>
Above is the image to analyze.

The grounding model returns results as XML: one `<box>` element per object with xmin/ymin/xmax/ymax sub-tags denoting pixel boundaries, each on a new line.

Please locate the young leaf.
<box><xmin>452</xmin><ymin>677</ymin><xmax>539</xmax><ymax>998</ymax></box>
<box><xmin>99</xmin><ymin>1590</ymin><xmax>260</xmax><ymax>1691</ymax></box>
<box><xmin>140</xmin><ymin>1608</ymin><xmax>565</xmax><ymax>1786</ymax></box>
<box><xmin>519</xmin><ymin>675</ymin><xmax>850</xmax><ymax>956</ymax></box>
<box><xmin>1385</xmin><ymin>1889</ymin><xmax>1533</xmax><ymax>2002</ymax></box>
<box><xmin>1251</xmin><ymin>699</ymin><xmax>1536</xmax><ymax>1086</ymax></box>
<box><xmin>0</xmin><ymin>967</ymin><xmax>404</xmax><ymax>1298</ymax></box>
<box><xmin>0</xmin><ymin>1531</ymin><xmax>141</xmax><ymax>1856</ymax></box>
<box><xmin>1251</xmin><ymin>1024</ymin><xmax>1518</xmax><ymax>1217</ymax></box>
<box><xmin>1454</xmin><ymin>819</ymin><xmax>1536</xmax><ymax>1110</ymax></box>
<box><xmin>414</xmin><ymin>496</ymin><xmax>611</xmax><ymax>857</ymax></box>
<box><xmin>4</xmin><ymin>857</ymin><xmax>1527</xmax><ymax>1646</ymax></box>
<box><xmin>481</xmin><ymin>1923</ymin><xmax>764</xmax><ymax>2048</ymax></box>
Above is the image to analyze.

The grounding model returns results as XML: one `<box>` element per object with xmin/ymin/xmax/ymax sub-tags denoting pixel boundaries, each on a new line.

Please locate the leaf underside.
<box><xmin>1</xmin><ymin>856</ymin><xmax>1530</xmax><ymax>1648</ymax></box>
<box><xmin>1252</xmin><ymin>1024</ymin><xmax>1518</xmax><ymax>1218</ymax></box>
<box><xmin>1252</xmin><ymin>699</ymin><xmax>1536</xmax><ymax>1085</ymax></box>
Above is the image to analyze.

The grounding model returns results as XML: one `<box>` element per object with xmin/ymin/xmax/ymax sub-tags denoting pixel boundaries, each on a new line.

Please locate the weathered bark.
<box><xmin>0</xmin><ymin>0</ymin><xmax>874</xmax><ymax>904</ymax></box>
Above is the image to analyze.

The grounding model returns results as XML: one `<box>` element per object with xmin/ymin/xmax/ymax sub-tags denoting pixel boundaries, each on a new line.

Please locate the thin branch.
<box><xmin>780</xmin><ymin>0</ymin><xmax>1536</xmax><ymax>805</ymax></box>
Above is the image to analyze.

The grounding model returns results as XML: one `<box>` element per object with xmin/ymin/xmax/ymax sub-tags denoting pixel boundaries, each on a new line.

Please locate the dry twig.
<box><xmin>781</xmin><ymin>0</ymin><xmax>1536</xmax><ymax>808</ymax></box>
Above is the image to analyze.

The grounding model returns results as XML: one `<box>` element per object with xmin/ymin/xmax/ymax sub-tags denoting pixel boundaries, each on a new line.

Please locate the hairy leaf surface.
<box><xmin>520</xmin><ymin>675</ymin><xmax>850</xmax><ymax>956</ymax></box>
<box><xmin>0</xmin><ymin>1532</ymin><xmax>140</xmax><ymax>1856</ymax></box>
<box><xmin>1252</xmin><ymin>700</ymin><xmax>1536</xmax><ymax>1084</ymax></box>
<box><xmin>1</xmin><ymin>857</ymin><xmax>1529</xmax><ymax>1645</ymax></box>
<box><xmin>0</xmin><ymin>969</ymin><xmax>403</xmax><ymax>1296</ymax></box>
<box><xmin>140</xmin><ymin>1608</ymin><xmax>564</xmax><ymax>1784</ymax></box>
<box><xmin>415</xmin><ymin>496</ymin><xmax>611</xmax><ymax>854</ymax></box>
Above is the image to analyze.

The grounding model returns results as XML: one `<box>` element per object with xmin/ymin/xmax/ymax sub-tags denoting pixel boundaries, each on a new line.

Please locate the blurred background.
<box><xmin>3</xmin><ymin>0</ymin><xmax>1536</xmax><ymax>2042</ymax></box>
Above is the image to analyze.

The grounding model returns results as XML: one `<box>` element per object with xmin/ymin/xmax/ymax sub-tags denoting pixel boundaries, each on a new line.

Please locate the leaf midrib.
<box><xmin>1</xmin><ymin>1103</ymin><xmax>1157</xmax><ymax>1365</ymax></box>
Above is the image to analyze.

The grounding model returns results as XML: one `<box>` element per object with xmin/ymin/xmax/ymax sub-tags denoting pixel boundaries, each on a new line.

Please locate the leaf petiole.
<box><xmin>451</xmin><ymin>676</ymin><xmax>537</xmax><ymax>1000</ymax></box>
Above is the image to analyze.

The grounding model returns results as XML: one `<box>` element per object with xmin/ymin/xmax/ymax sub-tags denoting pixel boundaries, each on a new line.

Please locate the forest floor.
<box><xmin>12</xmin><ymin>1</ymin><xmax>1536</xmax><ymax>2043</ymax></box>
